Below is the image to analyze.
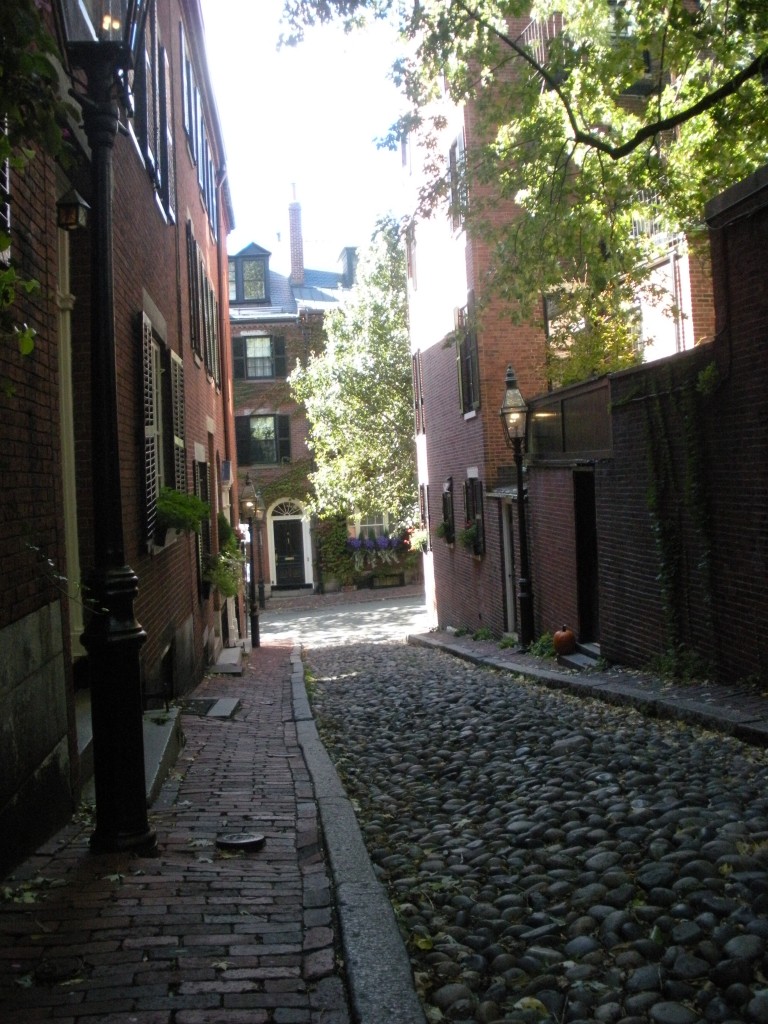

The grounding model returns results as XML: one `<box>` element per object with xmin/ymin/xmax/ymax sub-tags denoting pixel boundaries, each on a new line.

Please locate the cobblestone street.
<box><xmin>306</xmin><ymin>635</ymin><xmax>768</xmax><ymax>1024</ymax></box>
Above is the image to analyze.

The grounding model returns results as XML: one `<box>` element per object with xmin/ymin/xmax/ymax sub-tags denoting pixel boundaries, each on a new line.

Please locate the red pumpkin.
<box><xmin>553</xmin><ymin>624</ymin><xmax>576</xmax><ymax>656</ymax></box>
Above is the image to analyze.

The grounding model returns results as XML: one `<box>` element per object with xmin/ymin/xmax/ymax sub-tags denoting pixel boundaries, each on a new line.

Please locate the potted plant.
<box><xmin>154</xmin><ymin>487</ymin><xmax>210</xmax><ymax>544</ymax></box>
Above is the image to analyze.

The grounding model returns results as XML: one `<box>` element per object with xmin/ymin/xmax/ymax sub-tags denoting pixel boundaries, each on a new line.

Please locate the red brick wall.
<box><xmin>231</xmin><ymin>312</ymin><xmax>319</xmax><ymax>500</ymax></box>
<box><xmin>417</xmin><ymin>87</ymin><xmax>550</xmax><ymax>638</ymax></box>
<box><xmin>422</xmin><ymin>329</ymin><xmax>513</xmax><ymax>637</ymax></box>
<box><xmin>550</xmin><ymin>164</ymin><xmax>768</xmax><ymax>683</ymax></box>
<box><xmin>63</xmin><ymin>0</ymin><xmax>236</xmax><ymax>696</ymax></box>
<box><xmin>0</xmin><ymin>152</ymin><xmax>65</xmax><ymax>628</ymax></box>
<box><xmin>704</xmin><ymin>168</ymin><xmax>768</xmax><ymax>681</ymax></box>
<box><xmin>595</xmin><ymin>349</ymin><xmax>717</xmax><ymax>670</ymax></box>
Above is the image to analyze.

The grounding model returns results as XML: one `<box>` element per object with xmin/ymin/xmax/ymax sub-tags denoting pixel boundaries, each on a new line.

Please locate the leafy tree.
<box><xmin>1</xmin><ymin>0</ymin><xmax>72</xmax><ymax>386</ymax></box>
<box><xmin>281</xmin><ymin>0</ymin><xmax>768</xmax><ymax>384</ymax></box>
<box><xmin>289</xmin><ymin>216</ymin><xmax>416</xmax><ymax>525</ymax></box>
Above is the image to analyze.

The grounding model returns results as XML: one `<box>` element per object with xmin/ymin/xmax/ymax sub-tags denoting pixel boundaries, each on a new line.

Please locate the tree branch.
<box><xmin>455</xmin><ymin>1</ymin><xmax>767</xmax><ymax>161</ymax></box>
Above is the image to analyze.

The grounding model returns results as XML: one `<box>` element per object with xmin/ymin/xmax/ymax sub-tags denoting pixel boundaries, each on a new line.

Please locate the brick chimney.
<box><xmin>289</xmin><ymin>194</ymin><xmax>304</xmax><ymax>287</ymax></box>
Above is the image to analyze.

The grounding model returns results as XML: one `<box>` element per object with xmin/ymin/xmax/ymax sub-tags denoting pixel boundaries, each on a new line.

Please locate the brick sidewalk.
<box><xmin>0</xmin><ymin>641</ymin><xmax>351</xmax><ymax>1023</ymax></box>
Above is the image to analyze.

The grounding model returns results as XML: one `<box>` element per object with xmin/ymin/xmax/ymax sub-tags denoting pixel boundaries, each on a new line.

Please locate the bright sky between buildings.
<box><xmin>199</xmin><ymin>0</ymin><xmax>406</xmax><ymax>271</ymax></box>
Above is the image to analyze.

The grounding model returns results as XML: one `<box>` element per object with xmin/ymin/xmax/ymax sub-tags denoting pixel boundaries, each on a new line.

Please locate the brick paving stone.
<box><xmin>0</xmin><ymin>641</ymin><xmax>351</xmax><ymax>1022</ymax></box>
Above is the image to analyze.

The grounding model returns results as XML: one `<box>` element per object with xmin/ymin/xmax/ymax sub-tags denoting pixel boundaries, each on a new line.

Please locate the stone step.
<box><xmin>77</xmin><ymin>698</ymin><xmax>183</xmax><ymax>806</ymax></box>
<box><xmin>558</xmin><ymin>651</ymin><xmax>599</xmax><ymax>671</ymax></box>
<box><xmin>212</xmin><ymin>646</ymin><xmax>244</xmax><ymax>675</ymax></box>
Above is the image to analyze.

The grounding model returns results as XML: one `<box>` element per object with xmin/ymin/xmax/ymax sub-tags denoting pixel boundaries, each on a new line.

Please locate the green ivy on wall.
<box><xmin>643</xmin><ymin>364</ymin><xmax>716</xmax><ymax>679</ymax></box>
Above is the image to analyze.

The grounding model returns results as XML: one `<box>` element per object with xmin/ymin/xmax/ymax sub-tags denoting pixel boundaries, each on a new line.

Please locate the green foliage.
<box><xmin>696</xmin><ymin>361</ymin><xmax>721</xmax><ymax>398</ymax></box>
<box><xmin>1</xmin><ymin>0</ymin><xmax>75</xmax><ymax>388</ymax></box>
<box><xmin>203</xmin><ymin>550</ymin><xmax>244</xmax><ymax>598</ymax></box>
<box><xmin>435</xmin><ymin>519</ymin><xmax>454</xmax><ymax>543</ymax></box>
<box><xmin>409</xmin><ymin>527</ymin><xmax>429</xmax><ymax>552</ymax></box>
<box><xmin>316</xmin><ymin>516</ymin><xmax>356</xmax><ymax>585</ymax></box>
<box><xmin>156</xmin><ymin>488</ymin><xmax>210</xmax><ymax>534</ymax></box>
<box><xmin>282</xmin><ymin>0</ymin><xmax>768</xmax><ymax>380</ymax></box>
<box><xmin>644</xmin><ymin>366</ymin><xmax>715</xmax><ymax>663</ymax></box>
<box><xmin>289</xmin><ymin>216</ymin><xmax>417</xmax><ymax>526</ymax></box>
<box><xmin>529</xmin><ymin>631</ymin><xmax>556</xmax><ymax>658</ymax></box>
<box><xmin>217</xmin><ymin>511</ymin><xmax>240</xmax><ymax>553</ymax></box>
<box><xmin>473</xmin><ymin>626</ymin><xmax>493</xmax><ymax>641</ymax></box>
<box><xmin>647</xmin><ymin>644</ymin><xmax>714</xmax><ymax>684</ymax></box>
<box><xmin>457</xmin><ymin>522</ymin><xmax>479</xmax><ymax>551</ymax></box>
<box><xmin>498</xmin><ymin>634</ymin><xmax>518</xmax><ymax>649</ymax></box>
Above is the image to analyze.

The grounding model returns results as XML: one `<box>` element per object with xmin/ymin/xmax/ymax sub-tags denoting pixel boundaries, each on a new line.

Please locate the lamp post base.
<box><xmin>82</xmin><ymin>565</ymin><xmax>156</xmax><ymax>856</ymax></box>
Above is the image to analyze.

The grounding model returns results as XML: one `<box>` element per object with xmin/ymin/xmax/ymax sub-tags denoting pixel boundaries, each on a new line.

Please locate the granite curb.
<box><xmin>407</xmin><ymin>630</ymin><xmax>768</xmax><ymax>747</ymax></box>
<box><xmin>291</xmin><ymin>646</ymin><xmax>428</xmax><ymax>1024</ymax></box>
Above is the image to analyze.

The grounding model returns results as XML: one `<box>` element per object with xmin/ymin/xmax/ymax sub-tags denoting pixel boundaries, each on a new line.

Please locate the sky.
<box><xmin>199</xmin><ymin>0</ymin><xmax>407</xmax><ymax>273</ymax></box>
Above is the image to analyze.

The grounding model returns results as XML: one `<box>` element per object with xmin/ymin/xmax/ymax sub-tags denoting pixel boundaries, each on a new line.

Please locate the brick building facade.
<box><xmin>0</xmin><ymin>0</ymin><xmax>236</xmax><ymax>875</ymax></box>
<box><xmin>521</xmin><ymin>164</ymin><xmax>768</xmax><ymax>683</ymax></box>
<box><xmin>230</xmin><ymin>200</ymin><xmax>357</xmax><ymax>595</ymax></box>
<box><xmin>408</xmin><ymin>9</ymin><xmax>718</xmax><ymax>646</ymax></box>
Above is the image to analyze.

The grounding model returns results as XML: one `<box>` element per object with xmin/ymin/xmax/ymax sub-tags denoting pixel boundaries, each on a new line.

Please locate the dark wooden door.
<box><xmin>274</xmin><ymin>520</ymin><xmax>305</xmax><ymax>587</ymax></box>
<box><xmin>574</xmin><ymin>469</ymin><xmax>599</xmax><ymax>642</ymax></box>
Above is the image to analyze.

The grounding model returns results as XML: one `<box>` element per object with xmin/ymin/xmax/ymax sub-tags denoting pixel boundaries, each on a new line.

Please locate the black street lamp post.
<box><xmin>256</xmin><ymin>520</ymin><xmax>266</xmax><ymax>610</ymax></box>
<box><xmin>57</xmin><ymin>0</ymin><xmax>156</xmax><ymax>853</ymax></box>
<box><xmin>500</xmin><ymin>366</ymin><xmax>535</xmax><ymax>650</ymax></box>
<box><xmin>240</xmin><ymin>476</ymin><xmax>265</xmax><ymax>646</ymax></box>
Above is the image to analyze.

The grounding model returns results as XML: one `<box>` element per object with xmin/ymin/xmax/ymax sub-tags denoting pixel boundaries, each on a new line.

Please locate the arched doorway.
<box><xmin>269</xmin><ymin>500</ymin><xmax>313</xmax><ymax>590</ymax></box>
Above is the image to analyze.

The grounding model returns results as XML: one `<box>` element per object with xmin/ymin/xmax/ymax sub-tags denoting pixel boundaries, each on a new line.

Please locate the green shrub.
<box><xmin>529</xmin><ymin>632</ymin><xmax>556</xmax><ymax>658</ymax></box>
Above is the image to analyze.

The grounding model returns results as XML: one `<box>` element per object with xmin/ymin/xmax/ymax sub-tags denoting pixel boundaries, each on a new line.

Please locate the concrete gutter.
<box><xmin>291</xmin><ymin>647</ymin><xmax>427</xmax><ymax>1024</ymax></box>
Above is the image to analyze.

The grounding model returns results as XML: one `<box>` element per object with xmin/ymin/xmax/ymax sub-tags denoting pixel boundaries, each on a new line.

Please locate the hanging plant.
<box><xmin>202</xmin><ymin>551</ymin><xmax>244</xmax><ymax>599</ymax></box>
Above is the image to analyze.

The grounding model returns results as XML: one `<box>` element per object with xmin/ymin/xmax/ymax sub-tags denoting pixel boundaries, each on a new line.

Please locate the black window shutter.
<box><xmin>233</xmin><ymin>337</ymin><xmax>244</xmax><ymax>382</ymax></box>
<box><xmin>235</xmin><ymin>416</ymin><xmax>251</xmax><ymax>465</ymax></box>
<box><xmin>273</xmin><ymin>337</ymin><xmax>286</xmax><ymax>377</ymax></box>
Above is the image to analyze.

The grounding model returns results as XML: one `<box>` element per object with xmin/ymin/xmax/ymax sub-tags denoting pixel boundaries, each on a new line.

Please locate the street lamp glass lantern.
<box><xmin>60</xmin><ymin>0</ymin><xmax>149</xmax><ymax>65</ymax></box>
<box><xmin>500</xmin><ymin>365</ymin><xmax>528</xmax><ymax>444</ymax></box>
<box><xmin>239</xmin><ymin>475</ymin><xmax>265</xmax><ymax>522</ymax></box>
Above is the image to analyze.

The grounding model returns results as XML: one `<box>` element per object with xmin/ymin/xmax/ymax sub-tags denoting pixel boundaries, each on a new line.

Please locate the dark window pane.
<box><xmin>242</xmin><ymin>259</ymin><xmax>266</xmax><ymax>301</ymax></box>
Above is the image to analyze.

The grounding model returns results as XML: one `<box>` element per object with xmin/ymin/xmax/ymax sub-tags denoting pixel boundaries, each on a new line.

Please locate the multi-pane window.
<box><xmin>350</xmin><ymin>512</ymin><xmax>388</xmax><ymax>539</ymax></box>
<box><xmin>229</xmin><ymin>255</ymin><xmax>269</xmax><ymax>304</ymax></box>
<box><xmin>179</xmin><ymin>19</ymin><xmax>217</xmax><ymax>239</ymax></box>
<box><xmin>233</xmin><ymin>336</ymin><xmax>286</xmax><ymax>379</ymax></box>
<box><xmin>456</xmin><ymin>295</ymin><xmax>480</xmax><ymax>414</ymax></box>
<box><xmin>236</xmin><ymin>414</ymin><xmax>291</xmax><ymax>466</ymax></box>
<box><xmin>132</xmin><ymin>2</ymin><xmax>174</xmax><ymax>222</ymax></box>
<box><xmin>242</xmin><ymin>258</ymin><xmax>266</xmax><ymax>301</ymax></box>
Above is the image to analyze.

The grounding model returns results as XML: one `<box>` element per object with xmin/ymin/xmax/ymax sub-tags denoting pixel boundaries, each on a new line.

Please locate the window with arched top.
<box><xmin>272</xmin><ymin>501</ymin><xmax>303</xmax><ymax>518</ymax></box>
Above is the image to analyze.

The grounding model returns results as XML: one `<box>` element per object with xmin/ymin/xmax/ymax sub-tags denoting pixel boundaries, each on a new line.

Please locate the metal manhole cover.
<box><xmin>215</xmin><ymin>833</ymin><xmax>266</xmax><ymax>851</ymax></box>
<box><xmin>179</xmin><ymin>698</ymin><xmax>217</xmax><ymax>716</ymax></box>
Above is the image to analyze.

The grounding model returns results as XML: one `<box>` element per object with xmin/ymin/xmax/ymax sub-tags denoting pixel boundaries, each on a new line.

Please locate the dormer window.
<box><xmin>228</xmin><ymin>244</ymin><xmax>271</xmax><ymax>304</ymax></box>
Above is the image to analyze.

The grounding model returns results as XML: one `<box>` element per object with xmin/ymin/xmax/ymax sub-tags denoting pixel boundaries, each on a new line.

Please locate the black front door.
<box><xmin>574</xmin><ymin>469</ymin><xmax>599</xmax><ymax>642</ymax></box>
<box><xmin>274</xmin><ymin>519</ymin><xmax>305</xmax><ymax>588</ymax></box>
